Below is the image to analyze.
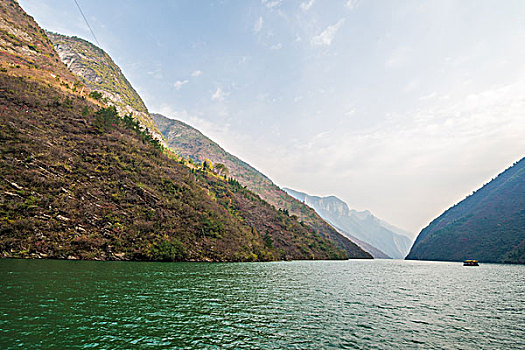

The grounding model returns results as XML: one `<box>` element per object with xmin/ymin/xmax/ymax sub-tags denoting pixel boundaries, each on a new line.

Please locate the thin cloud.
<box><xmin>385</xmin><ymin>46</ymin><xmax>413</xmax><ymax>70</ymax></box>
<box><xmin>262</xmin><ymin>0</ymin><xmax>282</xmax><ymax>9</ymax></box>
<box><xmin>211</xmin><ymin>87</ymin><xmax>229</xmax><ymax>102</ymax></box>
<box><xmin>254</xmin><ymin>17</ymin><xmax>263</xmax><ymax>33</ymax></box>
<box><xmin>174</xmin><ymin>80</ymin><xmax>188</xmax><ymax>90</ymax></box>
<box><xmin>345</xmin><ymin>0</ymin><xmax>356</xmax><ymax>10</ymax></box>
<box><xmin>191</xmin><ymin>70</ymin><xmax>202</xmax><ymax>77</ymax></box>
<box><xmin>300</xmin><ymin>0</ymin><xmax>315</xmax><ymax>11</ymax></box>
<box><xmin>311</xmin><ymin>19</ymin><xmax>345</xmax><ymax>47</ymax></box>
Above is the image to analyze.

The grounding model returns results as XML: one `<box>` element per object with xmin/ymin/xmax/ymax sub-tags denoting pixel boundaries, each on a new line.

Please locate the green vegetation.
<box><xmin>46</xmin><ymin>32</ymin><xmax>163</xmax><ymax>137</ymax></box>
<box><xmin>0</xmin><ymin>74</ymin><xmax>356</xmax><ymax>261</ymax></box>
<box><xmin>406</xmin><ymin>158</ymin><xmax>525</xmax><ymax>264</ymax></box>
<box><xmin>0</xmin><ymin>1</ymin><xmax>369</xmax><ymax>261</ymax></box>
<box><xmin>214</xmin><ymin>163</ymin><xmax>229</xmax><ymax>178</ymax></box>
<box><xmin>93</xmin><ymin>106</ymin><xmax>163</xmax><ymax>153</ymax></box>
<box><xmin>152</xmin><ymin>113</ymin><xmax>371</xmax><ymax>258</ymax></box>
<box><xmin>89</xmin><ymin>90</ymin><xmax>103</xmax><ymax>101</ymax></box>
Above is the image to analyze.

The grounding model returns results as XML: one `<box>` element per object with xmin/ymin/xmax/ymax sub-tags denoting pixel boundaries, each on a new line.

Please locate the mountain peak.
<box><xmin>45</xmin><ymin>31</ymin><xmax>165</xmax><ymax>144</ymax></box>
<box><xmin>0</xmin><ymin>1</ymin><xmax>370</xmax><ymax>262</ymax></box>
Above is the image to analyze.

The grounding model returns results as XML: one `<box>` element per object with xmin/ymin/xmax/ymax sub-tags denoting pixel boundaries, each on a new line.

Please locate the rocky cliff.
<box><xmin>0</xmin><ymin>0</ymin><xmax>371</xmax><ymax>262</ymax></box>
<box><xmin>46</xmin><ymin>32</ymin><xmax>164</xmax><ymax>144</ymax></box>
<box><xmin>283</xmin><ymin>188</ymin><xmax>414</xmax><ymax>259</ymax></box>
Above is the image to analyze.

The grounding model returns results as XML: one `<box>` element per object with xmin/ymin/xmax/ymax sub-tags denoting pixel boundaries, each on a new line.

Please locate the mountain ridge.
<box><xmin>406</xmin><ymin>158</ymin><xmax>525</xmax><ymax>264</ymax></box>
<box><xmin>152</xmin><ymin>113</ymin><xmax>369</xmax><ymax>258</ymax></box>
<box><xmin>283</xmin><ymin>187</ymin><xmax>414</xmax><ymax>259</ymax></box>
<box><xmin>46</xmin><ymin>31</ymin><xmax>165</xmax><ymax>145</ymax></box>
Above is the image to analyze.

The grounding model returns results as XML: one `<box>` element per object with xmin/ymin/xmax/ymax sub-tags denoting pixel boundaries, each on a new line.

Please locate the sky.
<box><xmin>19</xmin><ymin>0</ymin><xmax>525</xmax><ymax>233</ymax></box>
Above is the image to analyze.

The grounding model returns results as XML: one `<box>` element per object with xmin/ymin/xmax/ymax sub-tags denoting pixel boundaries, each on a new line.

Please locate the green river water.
<box><xmin>0</xmin><ymin>259</ymin><xmax>523</xmax><ymax>349</ymax></box>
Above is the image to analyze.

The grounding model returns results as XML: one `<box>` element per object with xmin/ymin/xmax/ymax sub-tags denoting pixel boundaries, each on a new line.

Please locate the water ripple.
<box><xmin>0</xmin><ymin>259</ymin><xmax>523</xmax><ymax>349</ymax></box>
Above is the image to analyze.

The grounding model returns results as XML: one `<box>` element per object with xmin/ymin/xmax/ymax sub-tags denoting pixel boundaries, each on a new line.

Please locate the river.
<box><xmin>0</xmin><ymin>259</ymin><xmax>523</xmax><ymax>349</ymax></box>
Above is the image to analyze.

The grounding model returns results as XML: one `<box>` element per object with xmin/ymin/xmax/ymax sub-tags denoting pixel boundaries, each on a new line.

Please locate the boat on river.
<box><xmin>463</xmin><ymin>260</ymin><xmax>479</xmax><ymax>266</ymax></box>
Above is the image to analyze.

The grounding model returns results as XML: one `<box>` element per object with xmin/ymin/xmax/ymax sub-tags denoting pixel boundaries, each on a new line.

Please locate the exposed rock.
<box><xmin>284</xmin><ymin>188</ymin><xmax>414</xmax><ymax>259</ymax></box>
<box><xmin>56</xmin><ymin>215</ymin><xmax>70</xmax><ymax>222</ymax></box>
<box><xmin>152</xmin><ymin>113</ymin><xmax>368</xmax><ymax>258</ymax></box>
<box><xmin>46</xmin><ymin>32</ymin><xmax>166</xmax><ymax>146</ymax></box>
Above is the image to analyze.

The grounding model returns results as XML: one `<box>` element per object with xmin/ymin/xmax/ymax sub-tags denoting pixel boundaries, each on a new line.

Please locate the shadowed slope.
<box><xmin>406</xmin><ymin>158</ymin><xmax>525</xmax><ymax>264</ymax></box>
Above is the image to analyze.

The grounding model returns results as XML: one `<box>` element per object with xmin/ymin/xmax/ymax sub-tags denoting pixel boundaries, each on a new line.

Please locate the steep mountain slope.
<box><xmin>46</xmin><ymin>32</ymin><xmax>164</xmax><ymax>143</ymax></box>
<box><xmin>337</xmin><ymin>230</ymin><xmax>391</xmax><ymax>259</ymax></box>
<box><xmin>406</xmin><ymin>158</ymin><xmax>525</xmax><ymax>264</ymax></box>
<box><xmin>153</xmin><ymin>113</ymin><xmax>282</xmax><ymax>197</ymax></box>
<box><xmin>152</xmin><ymin>113</ymin><xmax>369</xmax><ymax>258</ymax></box>
<box><xmin>283</xmin><ymin>188</ymin><xmax>413</xmax><ymax>259</ymax></box>
<box><xmin>0</xmin><ymin>0</ymin><xmax>84</xmax><ymax>92</ymax></box>
<box><xmin>0</xmin><ymin>1</ymin><xmax>371</xmax><ymax>261</ymax></box>
<box><xmin>0</xmin><ymin>74</ymin><xmax>352</xmax><ymax>261</ymax></box>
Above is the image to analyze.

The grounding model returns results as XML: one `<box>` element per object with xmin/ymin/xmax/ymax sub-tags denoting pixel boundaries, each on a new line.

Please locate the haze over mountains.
<box><xmin>406</xmin><ymin>158</ymin><xmax>525</xmax><ymax>264</ymax></box>
<box><xmin>283</xmin><ymin>188</ymin><xmax>413</xmax><ymax>259</ymax></box>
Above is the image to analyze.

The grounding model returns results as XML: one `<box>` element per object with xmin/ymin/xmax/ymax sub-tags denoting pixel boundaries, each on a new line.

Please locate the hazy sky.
<box><xmin>19</xmin><ymin>0</ymin><xmax>525</xmax><ymax>233</ymax></box>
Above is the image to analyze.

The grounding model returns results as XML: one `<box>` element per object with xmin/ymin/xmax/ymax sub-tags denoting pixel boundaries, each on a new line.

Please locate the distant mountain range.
<box><xmin>406</xmin><ymin>158</ymin><xmax>525</xmax><ymax>264</ymax></box>
<box><xmin>283</xmin><ymin>189</ymin><xmax>414</xmax><ymax>259</ymax></box>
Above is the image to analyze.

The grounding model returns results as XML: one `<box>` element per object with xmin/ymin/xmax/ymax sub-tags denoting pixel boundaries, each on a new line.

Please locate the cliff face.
<box><xmin>406</xmin><ymin>158</ymin><xmax>525</xmax><ymax>264</ymax></box>
<box><xmin>152</xmin><ymin>113</ymin><xmax>371</xmax><ymax>259</ymax></box>
<box><xmin>304</xmin><ymin>196</ymin><xmax>349</xmax><ymax>217</ymax></box>
<box><xmin>46</xmin><ymin>32</ymin><xmax>164</xmax><ymax>144</ymax></box>
<box><xmin>284</xmin><ymin>188</ymin><xmax>414</xmax><ymax>259</ymax></box>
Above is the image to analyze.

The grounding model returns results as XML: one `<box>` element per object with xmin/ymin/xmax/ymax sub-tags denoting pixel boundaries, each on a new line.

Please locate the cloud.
<box><xmin>147</xmin><ymin>65</ymin><xmax>163</xmax><ymax>80</ymax></box>
<box><xmin>270</xmin><ymin>43</ymin><xmax>283</xmax><ymax>50</ymax></box>
<box><xmin>385</xmin><ymin>46</ymin><xmax>413</xmax><ymax>70</ymax></box>
<box><xmin>311</xmin><ymin>19</ymin><xmax>345</xmax><ymax>47</ymax></box>
<box><xmin>344</xmin><ymin>108</ymin><xmax>356</xmax><ymax>116</ymax></box>
<box><xmin>174</xmin><ymin>80</ymin><xmax>188</xmax><ymax>90</ymax></box>
<box><xmin>211</xmin><ymin>87</ymin><xmax>229</xmax><ymax>102</ymax></box>
<box><xmin>345</xmin><ymin>0</ymin><xmax>356</xmax><ymax>10</ymax></box>
<box><xmin>156</xmin><ymin>103</ymin><xmax>179</xmax><ymax>119</ymax></box>
<box><xmin>191</xmin><ymin>70</ymin><xmax>202</xmax><ymax>77</ymax></box>
<box><xmin>254</xmin><ymin>17</ymin><xmax>263</xmax><ymax>33</ymax></box>
<box><xmin>262</xmin><ymin>0</ymin><xmax>282</xmax><ymax>9</ymax></box>
<box><xmin>300</xmin><ymin>0</ymin><xmax>315</xmax><ymax>11</ymax></box>
<box><xmin>280</xmin><ymin>81</ymin><xmax>525</xmax><ymax>231</ymax></box>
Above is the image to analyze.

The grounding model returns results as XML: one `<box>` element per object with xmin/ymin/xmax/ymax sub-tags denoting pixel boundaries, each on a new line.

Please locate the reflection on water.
<box><xmin>0</xmin><ymin>259</ymin><xmax>523</xmax><ymax>349</ymax></box>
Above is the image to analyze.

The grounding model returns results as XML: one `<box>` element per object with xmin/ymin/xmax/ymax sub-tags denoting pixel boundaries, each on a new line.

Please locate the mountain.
<box><xmin>0</xmin><ymin>0</ymin><xmax>371</xmax><ymax>261</ymax></box>
<box><xmin>152</xmin><ymin>113</ymin><xmax>369</xmax><ymax>258</ymax></box>
<box><xmin>283</xmin><ymin>188</ymin><xmax>413</xmax><ymax>259</ymax></box>
<box><xmin>336</xmin><ymin>231</ymin><xmax>391</xmax><ymax>259</ymax></box>
<box><xmin>46</xmin><ymin>32</ymin><xmax>164</xmax><ymax>144</ymax></box>
<box><xmin>406</xmin><ymin>158</ymin><xmax>525</xmax><ymax>264</ymax></box>
<box><xmin>0</xmin><ymin>0</ymin><xmax>85</xmax><ymax>92</ymax></box>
